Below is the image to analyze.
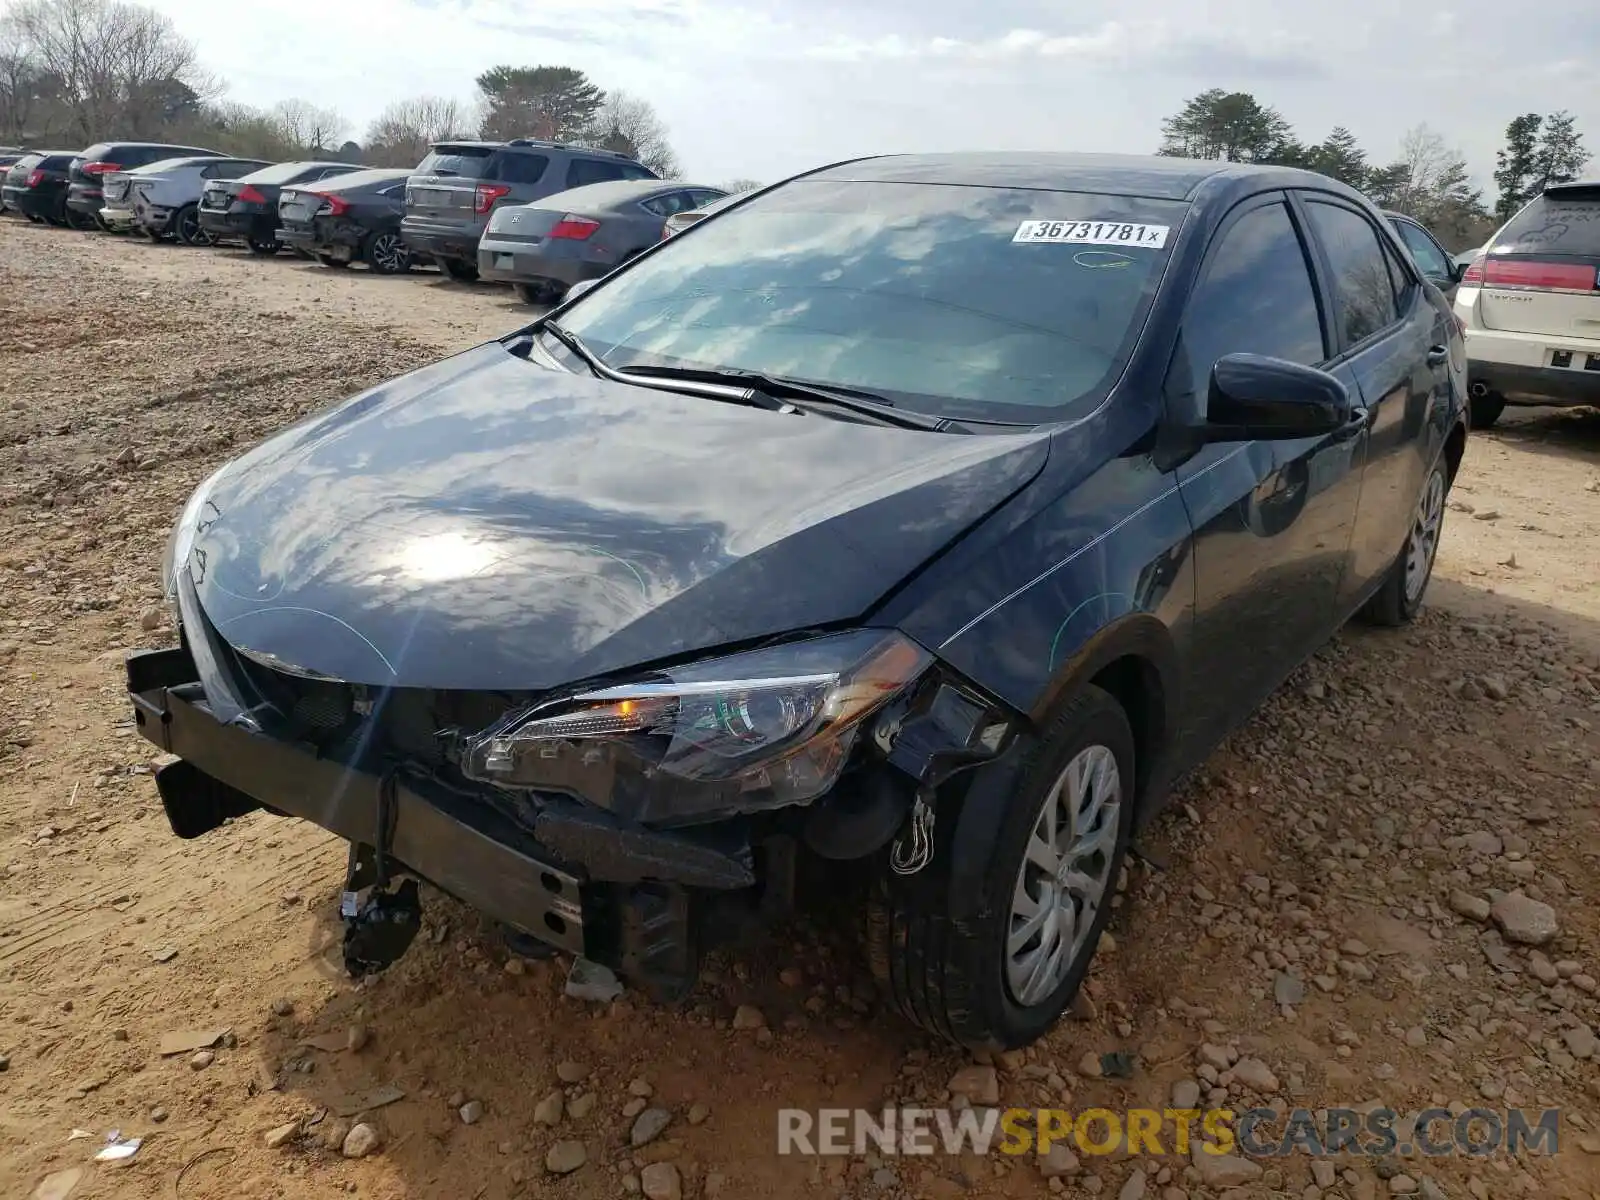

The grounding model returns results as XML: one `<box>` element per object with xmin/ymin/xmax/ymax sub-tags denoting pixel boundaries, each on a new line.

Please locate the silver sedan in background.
<box><xmin>479</xmin><ymin>179</ymin><xmax>727</xmax><ymax>305</ymax></box>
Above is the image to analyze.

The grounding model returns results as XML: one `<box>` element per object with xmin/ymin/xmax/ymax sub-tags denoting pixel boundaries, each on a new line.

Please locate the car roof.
<box><xmin>529</xmin><ymin>179</ymin><xmax>710</xmax><ymax>211</ymax></box>
<box><xmin>133</xmin><ymin>155</ymin><xmax>234</xmax><ymax>172</ymax></box>
<box><xmin>806</xmin><ymin>151</ymin><xmax>1349</xmax><ymax>202</ymax></box>
<box><xmin>1543</xmin><ymin>179</ymin><xmax>1600</xmax><ymax>195</ymax></box>
<box><xmin>82</xmin><ymin>142</ymin><xmax>218</xmax><ymax>154</ymax></box>
<box><xmin>237</xmin><ymin>160</ymin><xmax>354</xmax><ymax>181</ymax></box>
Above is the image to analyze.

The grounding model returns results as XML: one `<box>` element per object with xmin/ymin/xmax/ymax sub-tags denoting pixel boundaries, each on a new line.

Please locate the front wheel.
<box><xmin>868</xmin><ymin>684</ymin><xmax>1134</xmax><ymax>1049</ymax></box>
<box><xmin>1361</xmin><ymin>460</ymin><xmax>1448</xmax><ymax>627</ymax></box>
<box><xmin>247</xmin><ymin>234</ymin><xmax>280</xmax><ymax>255</ymax></box>
<box><xmin>440</xmin><ymin>258</ymin><xmax>479</xmax><ymax>282</ymax></box>
<box><xmin>362</xmin><ymin>230</ymin><xmax>410</xmax><ymax>275</ymax></box>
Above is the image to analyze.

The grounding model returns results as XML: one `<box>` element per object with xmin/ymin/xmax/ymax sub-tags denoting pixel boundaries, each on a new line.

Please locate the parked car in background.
<box><xmin>277</xmin><ymin>168</ymin><xmax>415</xmax><ymax>272</ymax></box>
<box><xmin>2</xmin><ymin>152</ymin><xmax>76</xmax><ymax>224</ymax></box>
<box><xmin>402</xmin><ymin>138</ymin><xmax>657</xmax><ymax>282</ymax></box>
<box><xmin>134</xmin><ymin>152</ymin><xmax>1466</xmax><ymax>1051</ymax></box>
<box><xmin>200</xmin><ymin>161</ymin><xmax>362</xmax><ymax>254</ymax></box>
<box><xmin>480</xmin><ymin>179</ymin><xmax>727</xmax><ymax>304</ymax></box>
<box><xmin>103</xmin><ymin>155</ymin><xmax>272</xmax><ymax>244</ymax></box>
<box><xmin>1454</xmin><ymin>180</ymin><xmax>1600</xmax><ymax>428</ymax></box>
<box><xmin>660</xmin><ymin>188</ymin><xmax>751</xmax><ymax>239</ymax></box>
<box><xmin>1385</xmin><ymin>210</ymin><xmax>1466</xmax><ymax>302</ymax></box>
<box><xmin>67</xmin><ymin>142</ymin><xmax>223</xmax><ymax>231</ymax></box>
<box><xmin>0</xmin><ymin>152</ymin><xmax>22</xmax><ymax>210</ymax></box>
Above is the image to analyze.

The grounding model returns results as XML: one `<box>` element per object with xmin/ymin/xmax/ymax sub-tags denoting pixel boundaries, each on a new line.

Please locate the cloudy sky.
<box><xmin>147</xmin><ymin>0</ymin><xmax>1599</xmax><ymax>192</ymax></box>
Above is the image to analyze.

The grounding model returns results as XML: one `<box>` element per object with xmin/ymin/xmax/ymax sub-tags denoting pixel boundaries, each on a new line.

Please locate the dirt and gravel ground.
<box><xmin>3</xmin><ymin>218</ymin><xmax>1600</xmax><ymax>1200</ymax></box>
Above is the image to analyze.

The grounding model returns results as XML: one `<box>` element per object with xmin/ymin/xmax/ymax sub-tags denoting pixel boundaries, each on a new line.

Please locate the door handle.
<box><xmin>1425</xmin><ymin>345</ymin><xmax>1450</xmax><ymax>366</ymax></box>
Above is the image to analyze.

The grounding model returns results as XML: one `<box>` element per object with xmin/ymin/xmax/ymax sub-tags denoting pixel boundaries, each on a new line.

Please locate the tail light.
<box><xmin>314</xmin><ymin>192</ymin><xmax>349</xmax><ymax>216</ymax></box>
<box><xmin>474</xmin><ymin>183</ymin><xmax>510</xmax><ymax>214</ymax></box>
<box><xmin>551</xmin><ymin>214</ymin><xmax>601</xmax><ymax>240</ymax></box>
<box><xmin>80</xmin><ymin>161</ymin><xmax>121</xmax><ymax>175</ymax></box>
<box><xmin>1460</xmin><ymin>255</ymin><xmax>1484</xmax><ymax>285</ymax></box>
<box><xmin>1482</xmin><ymin>259</ymin><xmax>1597</xmax><ymax>291</ymax></box>
<box><xmin>237</xmin><ymin>184</ymin><xmax>267</xmax><ymax>204</ymax></box>
<box><xmin>26</xmin><ymin>169</ymin><xmax>44</xmax><ymax>188</ymax></box>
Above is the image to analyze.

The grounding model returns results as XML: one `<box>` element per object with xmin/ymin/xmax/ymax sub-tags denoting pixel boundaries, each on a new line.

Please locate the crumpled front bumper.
<box><xmin>126</xmin><ymin>643</ymin><xmax>589</xmax><ymax>957</ymax></box>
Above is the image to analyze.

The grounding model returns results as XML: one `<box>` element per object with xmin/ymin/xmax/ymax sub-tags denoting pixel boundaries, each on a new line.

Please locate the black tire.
<box><xmin>173</xmin><ymin>204</ymin><xmax>210</xmax><ymax>247</ymax></box>
<box><xmin>362</xmin><ymin>230</ymin><xmax>410</xmax><ymax>275</ymax></box>
<box><xmin>1469</xmin><ymin>391</ymin><xmax>1505</xmax><ymax>429</ymax></box>
<box><xmin>143</xmin><ymin>224</ymin><xmax>165</xmax><ymax>242</ymax></box>
<box><xmin>1361</xmin><ymin>458</ymin><xmax>1449</xmax><ymax>627</ymax></box>
<box><xmin>64</xmin><ymin>207</ymin><xmax>93</xmax><ymax>231</ymax></box>
<box><xmin>27</xmin><ymin>212</ymin><xmax>45</xmax><ymax>225</ymax></box>
<box><xmin>512</xmin><ymin>280</ymin><xmax>566</xmax><ymax>305</ymax></box>
<box><xmin>92</xmin><ymin>212</ymin><xmax>112</xmax><ymax>232</ymax></box>
<box><xmin>316</xmin><ymin>253</ymin><xmax>351</xmax><ymax>269</ymax></box>
<box><xmin>247</xmin><ymin>235</ymin><xmax>280</xmax><ymax>255</ymax></box>
<box><xmin>867</xmin><ymin>684</ymin><xmax>1135</xmax><ymax>1050</ymax></box>
<box><xmin>440</xmin><ymin>258</ymin><xmax>479</xmax><ymax>282</ymax></box>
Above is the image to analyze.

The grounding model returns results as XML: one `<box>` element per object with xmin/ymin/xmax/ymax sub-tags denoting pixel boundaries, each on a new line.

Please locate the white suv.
<box><xmin>1453</xmin><ymin>180</ymin><xmax>1600</xmax><ymax>427</ymax></box>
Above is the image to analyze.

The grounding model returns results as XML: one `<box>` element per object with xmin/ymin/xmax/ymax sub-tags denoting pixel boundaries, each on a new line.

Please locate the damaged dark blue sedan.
<box><xmin>130</xmin><ymin>152</ymin><xmax>1467</xmax><ymax>1049</ymax></box>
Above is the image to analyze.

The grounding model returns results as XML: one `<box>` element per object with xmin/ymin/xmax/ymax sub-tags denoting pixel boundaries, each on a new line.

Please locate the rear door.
<box><xmin>1298</xmin><ymin>195</ymin><xmax>1440</xmax><ymax>608</ymax></box>
<box><xmin>407</xmin><ymin>144</ymin><xmax>496</xmax><ymax>219</ymax></box>
<box><xmin>1476</xmin><ymin>184</ymin><xmax>1600</xmax><ymax>347</ymax></box>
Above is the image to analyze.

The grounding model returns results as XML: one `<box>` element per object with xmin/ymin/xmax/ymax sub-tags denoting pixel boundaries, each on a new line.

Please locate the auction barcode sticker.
<box><xmin>1013</xmin><ymin>220</ymin><xmax>1170</xmax><ymax>248</ymax></box>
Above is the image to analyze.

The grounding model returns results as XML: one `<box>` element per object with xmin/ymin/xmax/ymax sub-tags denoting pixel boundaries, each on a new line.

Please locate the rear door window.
<box><xmin>491</xmin><ymin>154</ymin><xmax>548</xmax><ymax>185</ymax></box>
<box><xmin>417</xmin><ymin>146</ymin><xmax>494</xmax><ymax>177</ymax></box>
<box><xmin>640</xmin><ymin>190</ymin><xmax>697</xmax><ymax>217</ymax></box>
<box><xmin>567</xmin><ymin>158</ymin><xmax>655</xmax><ymax>188</ymax></box>
<box><xmin>1304</xmin><ymin>201</ymin><xmax>1399</xmax><ymax>347</ymax></box>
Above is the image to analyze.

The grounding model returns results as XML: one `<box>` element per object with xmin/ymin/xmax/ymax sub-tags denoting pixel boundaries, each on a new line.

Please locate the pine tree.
<box><xmin>1530</xmin><ymin>110</ymin><xmax>1590</xmax><ymax>194</ymax></box>
<box><xmin>1493</xmin><ymin>113</ymin><xmax>1542</xmax><ymax>219</ymax></box>
<box><xmin>1157</xmin><ymin>90</ymin><xmax>1296</xmax><ymax>163</ymax></box>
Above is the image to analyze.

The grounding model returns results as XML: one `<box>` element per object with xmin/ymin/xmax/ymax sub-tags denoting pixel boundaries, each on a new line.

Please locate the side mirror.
<box><xmin>563</xmin><ymin>279</ymin><xmax>598</xmax><ymax>303</ymax></box>
<box><xmin>1203</xmin><ymin>354</ymin><xmax>1353</xmax><ymax>442</ymax></box>
<box><xmin>1446</xmin><ymin>259</ymin><xmax>1467</xmax><ymax>284</ymax></box>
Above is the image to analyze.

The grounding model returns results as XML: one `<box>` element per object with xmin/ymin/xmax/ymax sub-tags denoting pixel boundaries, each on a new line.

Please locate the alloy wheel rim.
<box><xmin>372</xmin><ymin>234</ymin><xmax>403</xmax><ymax>271</ymax></box>
<box><xmin>179</xmin><ymin>211</ymin><xmax>198</xmax><ymax>242</ymax></box>
<box><xmin>1006</xmin><ymin>744</ymin><xmax>1121</xmax><ymax>1007</ymax></box>
<box><xmin>1404</xmin><ymin>470</ymin><xmax>1446</xmax><ymax>604</ymax></box>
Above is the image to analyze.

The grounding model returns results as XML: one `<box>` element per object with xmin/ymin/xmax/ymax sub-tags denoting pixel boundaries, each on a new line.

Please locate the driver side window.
<box><xmin>1175</xmin><ymin>201</ymin><xmax>1327</xmax><ymax>417</ymax></box>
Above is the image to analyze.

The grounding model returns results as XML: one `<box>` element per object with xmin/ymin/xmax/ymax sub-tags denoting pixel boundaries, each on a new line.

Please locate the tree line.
<box><xmin>1158</xmin><ymin>89</ymin><xmax>1591</xmax><ymax>250</ymax></box>
<box><xmin>0</xmin><ymin>0</ymin><xmax>688</xmax><ymax>177</ymax></box>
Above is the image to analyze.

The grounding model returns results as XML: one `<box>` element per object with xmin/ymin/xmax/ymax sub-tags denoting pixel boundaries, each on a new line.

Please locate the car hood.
<box><xmin>189</xmin><ymin>342</ymin><xmax>1051</xmax><ymax>691</ymax></box>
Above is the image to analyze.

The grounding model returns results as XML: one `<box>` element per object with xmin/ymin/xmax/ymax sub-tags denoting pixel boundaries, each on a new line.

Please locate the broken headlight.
<box><xmin>461</xmin><ymin>629</ymin><xmax>931</xmax><ymax>826</ymax></box>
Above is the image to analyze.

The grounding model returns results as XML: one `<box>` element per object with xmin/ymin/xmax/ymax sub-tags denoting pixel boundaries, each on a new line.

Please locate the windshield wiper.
<box><xmin>535</xmin><ymin>322</ymin><xmax>791</xmax><ymax>411</ymax></box>
<box><xmin>617</xmin><ymin>365</ymin><xmax>959</xmax><ymax>432</ymax></box>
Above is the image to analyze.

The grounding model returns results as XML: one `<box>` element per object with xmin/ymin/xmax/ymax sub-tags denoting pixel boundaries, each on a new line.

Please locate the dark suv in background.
<box><xmin>67</xmin><ymin>142</ymin><xmax>223</xmax><ymax>230</ymax></box>
<box><xmin>400</xmin><ymin>138</ymin><xmax>657</xmax><ymax>281</ymax></box>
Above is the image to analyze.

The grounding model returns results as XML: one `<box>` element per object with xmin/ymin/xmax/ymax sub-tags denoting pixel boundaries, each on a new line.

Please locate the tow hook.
<box><xmin>340</xmin><ymin>768</ymin><xmax>423</xmax><ymax>977</ymax></box>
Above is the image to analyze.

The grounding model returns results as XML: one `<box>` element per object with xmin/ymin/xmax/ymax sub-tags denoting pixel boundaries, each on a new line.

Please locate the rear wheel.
<box><xmin>512</xmin><ymin>280</ymin><xmax>565</xmax><ymax>305</ymax></box>
<box><xmin>247</xmin><ymin>234</ymin><xmax>280</xmax><ymax>255</ymax></box>
<box><xmin>440</xmin><ymin>258</ymin><xmax>479</xmax><ymax>282</ymax></box>
<box><xmin>1469</xmin><ymin>391</ymin><xmax>1505</xmax><ymax>429</ymax></box>
<box><xmin>867</xmin><ymin>684</ymin><xmax>1134</xmax><ymax>1049</ymax></box>
<box><xmin>27</xmin><ymin>212</ymin><xmax>45</xmax><ymax>225</ymax></box>
<box><xmin>64</xmin><ymin>207</ymin><xmax>93</xmax><ymax>231</ymax></box>
<box><xmin>316</xmin><ymin>253</ymin><xmax>351</xmax><ymax>269</ymax></box>
<box><xmin>173</xmin><ymin>204</ymin><xmax>210</xmax><ymax>246</ymax></box>
<box><xmin>363</xmin><ymin>230</ymin><xmax>410</xmax><ymax>275</ymax></box>
<box><xmin>1361</xmin><ymin>460</ymin><xmax>1448</xmax><ymax>627</ymax></box>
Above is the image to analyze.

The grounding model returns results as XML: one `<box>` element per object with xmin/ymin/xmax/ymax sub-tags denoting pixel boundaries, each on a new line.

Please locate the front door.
<box><xmin>1167</xmin><ymin>194</ymin><xmax>1366</xmax><ymax>764</ymax></box>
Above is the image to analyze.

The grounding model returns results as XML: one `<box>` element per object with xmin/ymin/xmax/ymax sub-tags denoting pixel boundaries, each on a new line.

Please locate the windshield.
<box><xmin>1497</xmin><ymin>188</ymin><xmax>1600</xmax><ymax>256</ymax></box>
<box><xmin>554</xmin><ymin>179</ymin><xmax>1184</xmax><ymax>423</ymax></box>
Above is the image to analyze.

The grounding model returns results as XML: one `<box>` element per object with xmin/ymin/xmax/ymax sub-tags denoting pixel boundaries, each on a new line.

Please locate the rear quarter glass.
<box><xmin>1497</xmin><ymin>191</ymin><xmax>1600</xmax><ymax>256</ymax></box>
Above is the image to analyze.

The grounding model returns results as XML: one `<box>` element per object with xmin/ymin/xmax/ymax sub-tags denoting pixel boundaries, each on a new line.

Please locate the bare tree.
<box><xmin>272</xmin><ymin>97</ymin><xmax>348</xmax><ymax>156</ymax></box>
<box><xmin>6</xmin><ymin>0</ymin><xmax>216</xmax><ymax>141</ymax></box>
<box><xmin>363</xmin><ymin>94</ymin><xmax>476</xmax><ymax>168</ymax></box>
<box><xmin>720</xmin><ymin>177</ymin><xmax>762</xmax><ymax>193</ymax></box>
<box><xmin>582</xmin><ymin>90</ymin><xmax>680</xmax><ymax>176</ymax></box>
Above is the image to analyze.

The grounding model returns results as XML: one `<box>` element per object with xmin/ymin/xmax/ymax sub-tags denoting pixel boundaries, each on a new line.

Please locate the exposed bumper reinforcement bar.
<box><xmin>127</xmin><ymin>645</ymin><xmax>588</xmax><ymax>957</ymax></box>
